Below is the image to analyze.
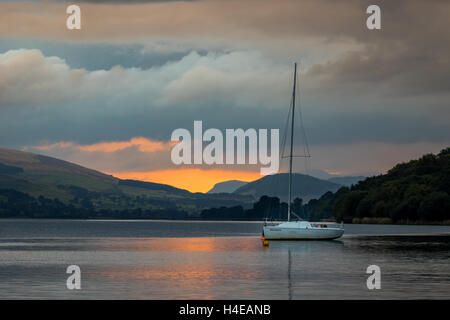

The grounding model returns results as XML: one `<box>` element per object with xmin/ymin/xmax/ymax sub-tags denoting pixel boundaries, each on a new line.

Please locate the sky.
<box><xmin>0</xmin><ymin>0</ymin><xmax>449</xmax><ymax>192</ymax></box>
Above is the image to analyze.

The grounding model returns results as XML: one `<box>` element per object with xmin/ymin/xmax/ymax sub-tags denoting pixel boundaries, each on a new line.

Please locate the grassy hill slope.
<box><xmin>0</xmin><ymin>147</ymin><xmax>252</xmax><ymax>218</ymax></box>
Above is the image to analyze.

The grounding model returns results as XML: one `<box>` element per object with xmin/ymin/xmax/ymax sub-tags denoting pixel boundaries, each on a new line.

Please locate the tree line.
<box><xmin>302</xmin><ymin>148</ymin><xmax>450</xmax><ymax>224</ymax></box>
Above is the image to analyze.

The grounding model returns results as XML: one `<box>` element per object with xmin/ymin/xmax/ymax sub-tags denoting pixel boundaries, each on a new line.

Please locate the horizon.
<box><xmin>2</xmin><ymin>144</ymin><xmax>446</xmax><ymax>193</ymax></box>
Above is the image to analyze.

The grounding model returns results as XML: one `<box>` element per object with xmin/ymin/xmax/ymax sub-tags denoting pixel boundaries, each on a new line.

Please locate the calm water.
<box><xmin>0</xmin><ymin>219</ymin><xmax>449</xmax><ymax>299</ymax></box>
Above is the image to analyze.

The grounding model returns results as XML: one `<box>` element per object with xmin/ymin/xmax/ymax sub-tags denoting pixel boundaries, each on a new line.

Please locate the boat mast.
<box><xmin>287</xmin><ymin>63</ymin><xmax>297</xmax><ymax>222</ymax></box>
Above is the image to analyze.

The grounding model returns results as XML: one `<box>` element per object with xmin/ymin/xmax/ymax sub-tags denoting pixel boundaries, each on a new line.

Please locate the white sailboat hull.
<box><xmin>263</xmin><ymin>221</ymin><xmax>344</xmax><ymax>240</ymax></box>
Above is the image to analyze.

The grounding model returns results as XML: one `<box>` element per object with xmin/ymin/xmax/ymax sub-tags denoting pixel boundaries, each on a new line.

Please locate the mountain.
<box><xmin>327</xmin><ymin>176</ymin><xmax>366</xmax><ymax>187</ymax></box>
<box><xmin>302</xmin><ymin>148</ymin><xmax>450</xmax><ymax>224</ymax></box>
<box><xmin>233</xmin><ymin>173</ymin><xmax>341</xmax><ymax>202</ymax></box>
<box><xmin>207</xmin><ymin>175</ymin><xmax>366</xmax><ymax>195</ymax></box>
<box><xmin>0</xmin><ymin>147</ymin><xmax>253</xmax><ymax>218</ymax></box>
<box><xmin>207</xmin><ymin>180</ymin><xmax>248</xmax><ymax>194</ymax></box>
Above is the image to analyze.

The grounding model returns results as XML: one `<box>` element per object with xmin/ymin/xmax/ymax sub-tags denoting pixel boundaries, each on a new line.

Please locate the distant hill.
<box><xmin>233</xmin><ymin>173</ymin><xmax>341</xmax><ymax>202</ymax></box>
<box><xmin>0</xmin><ymin>147</ymin><xmax>253</xmax><ymax>218</ymax></box>
<box><xmin>207</xmin><ymin>175</ymin><xmax>366</xmax><ymax>195</ymax></box>
<box><xmin>327</xmin><ymin>176</ymin><xmax>365</xmax><ymax>187</ymax></box>
<box><xmin>207</xmin><ymin>180</ymin><xmax>248</xmax><ymax>194</ymax></box>
<box><xmin>302</xmin><ymin>148</ymin><xmax>450</xmax><ymax>224</ymax></box>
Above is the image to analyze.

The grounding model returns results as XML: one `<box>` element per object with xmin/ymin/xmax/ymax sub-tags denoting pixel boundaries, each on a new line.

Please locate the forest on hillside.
<box><xmin>302</xmin><ymin>148</ymin><xmax>450</xmax><ymax>224</ymax></box>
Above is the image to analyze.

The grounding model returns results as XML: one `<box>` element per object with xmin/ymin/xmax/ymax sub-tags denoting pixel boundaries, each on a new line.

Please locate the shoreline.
<box><xmin>1</xmin><ymin>217</ymin><xmax>450</xmax><ymax>226</ymax></box>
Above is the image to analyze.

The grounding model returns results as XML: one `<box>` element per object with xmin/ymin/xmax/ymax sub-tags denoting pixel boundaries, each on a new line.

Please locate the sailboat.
<box><xmin>262</xmin><ymin>63</ymin><xmax>344</xmax><ymax>240</ymax></box>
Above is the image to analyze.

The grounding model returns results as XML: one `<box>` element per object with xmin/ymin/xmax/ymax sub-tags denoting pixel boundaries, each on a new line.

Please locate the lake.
<box><xmin>0</xmin><ymin>219</ymin><xmax>449</xmax><ymax>299</ymax></box>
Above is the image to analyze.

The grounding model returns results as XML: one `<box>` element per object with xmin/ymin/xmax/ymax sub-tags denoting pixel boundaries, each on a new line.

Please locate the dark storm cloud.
<box><xmin>305</xmin><ymin>0</ymin><xmax>450</xmax><ymax>97</ymax></box>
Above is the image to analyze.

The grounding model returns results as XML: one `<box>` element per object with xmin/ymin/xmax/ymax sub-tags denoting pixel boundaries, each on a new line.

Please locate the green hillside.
<box><xmin>0</xmin><ymin>147</ymin><xmax>252</xmax><ymax>218</ymax></box>
<box><xmin>0</xmin><ymin>147</ymin><xmax>117</xmax><ymax>197</ymax></box>
<box><xmin>303</xmin><ymin>148</ymin><xmax>450</xmax><ymax>224</ymax></box>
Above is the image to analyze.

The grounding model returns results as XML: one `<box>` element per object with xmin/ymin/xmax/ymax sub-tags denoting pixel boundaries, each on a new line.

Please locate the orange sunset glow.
<box><xmin>30</xmin><ymin>137</ymin><xmax>174</xmax><ymax>153</ymax></box>
<box><xmin>110</xmin><ymin>168</ymin><xmax>263</xmax><ymax>193</ymax></box>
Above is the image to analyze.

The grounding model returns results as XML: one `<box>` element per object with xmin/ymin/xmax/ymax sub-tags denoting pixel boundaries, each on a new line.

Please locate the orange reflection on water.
<box><xmin>102</xmin><ymin>264</ymin><xmax>262</xmax><ymax>282</ymax></box>
<box><xmin>95</xmin><ymin>237</ymin><xmax>264</xmax><ymax>298</ymax></box>
<box><xmin>97</xmin><ymin>237</ymin><xmax>261</xmax><ymax>252</ymax></box>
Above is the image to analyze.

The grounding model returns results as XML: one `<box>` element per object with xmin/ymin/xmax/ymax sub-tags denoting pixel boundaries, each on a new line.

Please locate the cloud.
<box><xmin>307</xmin><ymin>43</ymin><xmax>450</xmax><ymax>97</ymax></box>
<box><xmin>1</xmin><ymin>47</ymin><xmax>449</xmax><ymax>150</ymax></box>
<box><xmin>0</xmin><ymin>49</ymin><xmax>84</xmax><ymax>104</ymax></box>
<box><xmin>0</xmin><ymin>39</ymin><xmax>193</xmax><ymax>71</ymax></box>
<box><xmin>154</xmin><ymin>51</ymin><xmax>289</xmax><ymax>109</ymax></box>
<box><xmin>0</xmin><ymin>48</ymin><xmax>288</xmax><ymax>108</ymax></box>
<box><xmin>24</xmin><ymin>136</ymin><xmax>176</xmax><ymax>173</ymax></box>
<box><xmin>28</xmin><ymin>137</ymin><xmax>173</xmax><ymax>153</ymax></box>
<box><xmin>2</xmin><ymin>0</ymin><xmax>449</xmax><ymax>99</ymax></box>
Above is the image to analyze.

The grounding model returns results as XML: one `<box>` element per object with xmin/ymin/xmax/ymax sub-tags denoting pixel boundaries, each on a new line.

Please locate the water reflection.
<box><xmin>264</xmin><ymin>241</ymin><xmax>346</xmax><ymax>300</ymax></box>
<box><xmin>0</xmin><ymin>230</ymin><xmax>449</xmax><ymax>299</ymax></box>
<box><xmin>288</xmin><ymin>248</ymin><xmax>292</xmax><ymax>300</ymax></box>
<box><xmin>267</xmin><ymin>239</ymin><xmax>344</xmax><ymax>251</ymax></box>
<box><xmin>96</xmin><ymin>237</ymin><xmax>262</xmax><ymax>252</ymax></box>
